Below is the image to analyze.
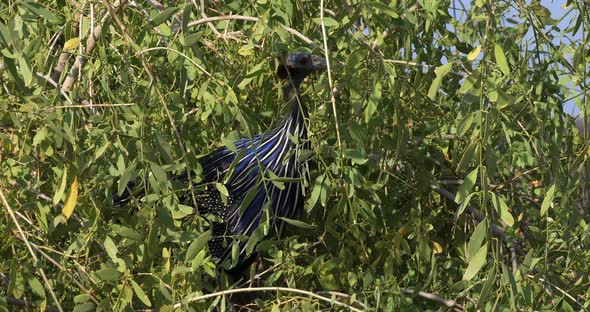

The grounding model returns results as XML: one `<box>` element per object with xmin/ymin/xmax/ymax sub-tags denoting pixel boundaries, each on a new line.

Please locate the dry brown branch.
<box><xmin>61</xmin><ymin>0</ymin><xmax>128</xmax><ymax>92</ymax></box>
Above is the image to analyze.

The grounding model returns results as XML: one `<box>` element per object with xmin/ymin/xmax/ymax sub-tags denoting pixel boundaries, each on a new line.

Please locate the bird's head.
<box><xmin>277</xmin><ymin>53</ymin><xmax>327</xmax><ymax>84</ymax></box>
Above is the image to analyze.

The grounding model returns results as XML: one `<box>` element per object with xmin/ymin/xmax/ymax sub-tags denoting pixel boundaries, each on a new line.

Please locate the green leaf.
<box><xmin>364</xmin><ymin>81</ymin><xmax>382</xmax><ymax>122</ymax></box>
<box><xmin>131</xmin><ymin>280</ymin><xmax>152</xmax><ymax>307</ymax></box>
<box><xmin>185</xmin><ymin>230</ymin><xmax>211</xmax><ymax>262</ymax></box>
<box><xmin>149</xmin><ymin>162</ymin><xmax>168</xmax><ymax>184</ymax></box>
<box><xmin>27</xmin><ymin>276</ymin><xmax>45</xmax><ymax>298</ymax></box>
<box><xmin>103</xmin><ymin>236</ymin><xmax>119</xmax><ymax>263</ymax></box>
<box><xmin>94</xmin><ymin>268</ymin><xmax>122</xmax><ymax>282</ymax></box>
<box><xmin>455</xmin><ymin>167</ymin><xmax>478</xmax><ymax>203</ymax></box>
<box><xmin>457</xmin><ymin>143</ymin><xmax>476</xmax><ymax>174</ymax></box>
<box><xmin>147</xmin><ymin>7</ymin><xmax>180</xmax><ymax>28</ymax></box>
<box><xmin>463</xmin><ymin>243</ymin><xmax>488</xmax><ymax>281</ymax></box>
<box><xmin>428</xmin><ymin>63</ymin><xmax>453</xmax><ymax>100</ymax></box>
<box><xmin>457</xmin><ymin>113</ymin><xmax>475</xmax><ymax>137</ymax></box>
<box><xmin>468</xmin><ymin>220</ymin><xmax>487</xmax><ymax>261</ymax></box>
<box><xmin>343</xmin><ymin>148</ymin><xmax>368</xmax><ymax>165</ymax></box>
<box><xmin>456</xmin><ymin>192</ymin><xmax>476</xmax><ymax>219</ymax></box>
<box><xmin>245</xmin><ymin>226</ymin><xmax>263</xmax><ymax>255</ymax></box>
<box><xmin>111</xmin><ymin>225</ymin><xmax>145</xmax><ymax>241</ymax></box>
<box><xmin>369</xmin><ymin>2</ymin><xmax>399</xmax><ymax>18</ymax></box>
<box><xmin>53</xmin><ymin>167</ymin><xmax>68</xmax><ymax>205</ymax></box>
<box><xmin>18</xmin><ymin>54</ymin><xmax>32</xmax><ymax>86</ymax></box>
<box><xmin>73</xmin><ymin>302</ymin><xmax>95</xmax><ymax>312</ymax></box>
<box><xmin>33</xmin><ymin>127</ymin><xmax>48</xmax><ymax>146</ymax></box>
<box><xmin>459</xmin><ymin>73</ymin><xmax>478</xmax><ymax>94</ymax></box>
<box><xmin>540</xmin><ymin>184</ymin><xmax>556</xmax><ymax>216</ymax></box>
<box><xmin>490</xmin><ymin>192</ymin><xmax>514</xmax><ymax>226</ymax></box>
<box><xmin>231</xmin><ymin>240</ymin><xmax>239</xmax><ymax>267</ymax></box>
<box><xmin>215</xmin><ymin>182</ymin><xmax>229</xmax><ymax>197</ymax></box>
<box><xmin>266</xmin><ymin>170</ymin><xmax>285</xmax><ymax>190</ymax></box>
<box><xmin>21</xmin><ymin>2</ymin><xmax>62</xmax><ymax>24</ymax></box>
<box><xmin>478</xmin><ymin>265</ymin><xmax>497</xmax><ymax>307</ymax></box>
<box><xmin>494</xmin><ymin>45</ymin><xmax>511</xmax><ymax>77</ymax></box>
<box><xmin>118</xmin><ymin>163</ymin><xmax>137</xmax><ymax>196</ymax></box>
<box><xmin>312</xmin><ymin>17</ymin><xmax>339</xmax><ymax>27</ymax></box>
<box><xmin>306</xmin><ymin>173</ymin><xmax>324</xmax><ymax>211</ymax></box>
<box><xmin>276</xmin><ymin>217</ymin><xmax>316</xmax><ymax>229</ymax></box>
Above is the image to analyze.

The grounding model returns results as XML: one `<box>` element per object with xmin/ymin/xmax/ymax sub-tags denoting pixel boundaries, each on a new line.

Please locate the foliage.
<box><xmin>1</xmin><ymin>0</ymin><xmax>589</xmax><ymax>310</ymax></box>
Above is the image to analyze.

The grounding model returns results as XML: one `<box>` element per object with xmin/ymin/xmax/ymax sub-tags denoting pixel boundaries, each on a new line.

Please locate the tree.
<box><xmin>1</xmin><ymin>0</ymin><xmax>589</xmax><ymax>310</ymax></box>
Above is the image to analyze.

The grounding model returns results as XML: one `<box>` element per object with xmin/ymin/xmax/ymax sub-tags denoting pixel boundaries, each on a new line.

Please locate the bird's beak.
<box><xmin>312</xmin><ymin>55</ymin><xmax>327</xmax><ymax>71</ymax></box>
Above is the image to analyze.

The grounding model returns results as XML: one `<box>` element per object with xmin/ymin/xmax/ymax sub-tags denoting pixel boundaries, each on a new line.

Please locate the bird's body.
<box><xmin>198</xmin><ymin>92</ymin><xmax>310</xmax><ymax>262</ymax></box>
<box><xmin>197</xmin><ymin>53</ymin><xmax>325</xmax><ymax>265</ymax></box>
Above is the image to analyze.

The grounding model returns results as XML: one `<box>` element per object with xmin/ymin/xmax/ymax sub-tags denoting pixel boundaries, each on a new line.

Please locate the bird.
<box><xmin>115</xmin><ymin>53</ymin><xmax>327</xmax><ymax>268</ymax></box>
<box><xmin>196</xmin><ymin>53</ymin><xmax>326</xmax><ymax>267</ymax></box>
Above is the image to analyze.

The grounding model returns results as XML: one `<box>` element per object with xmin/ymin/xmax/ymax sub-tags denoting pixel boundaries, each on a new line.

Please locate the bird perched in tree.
<box><xmin>197</xmin><ymin>53</ymin><xmax>326</xmax><ymax>267</ymax></box>
<box><xmin>115</xmin><ymin>53</ymin><xmax>326</xmax><ymax>268</ymax></box>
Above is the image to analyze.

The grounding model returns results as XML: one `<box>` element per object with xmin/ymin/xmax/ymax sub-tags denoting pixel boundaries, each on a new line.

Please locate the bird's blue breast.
<box><xmin>197</xmin><ymin>114</ymin><xmax>309</xmax><ymax>262</ymax></box>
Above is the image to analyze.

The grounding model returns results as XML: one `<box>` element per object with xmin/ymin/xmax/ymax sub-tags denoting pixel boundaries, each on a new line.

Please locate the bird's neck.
<box><xmin>284</xmin><ymin>82</ymin><xmax>308</xmax><ymax>121</ymax></box>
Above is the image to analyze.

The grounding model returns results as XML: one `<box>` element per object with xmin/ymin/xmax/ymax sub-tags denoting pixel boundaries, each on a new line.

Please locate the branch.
<box><xmin>315</xmin><ymin>290</ymin><xmax>367</xmax><ymax>310</ymax></box>
<box><xmin>430</xmin><ymin>184</ymin><xmax>510</xmax><ymax>241</ymax></box>
<box><xmin>169</xmin><ymin>287</ymin><xmax>363</xmax><ymax>312</ymax></box>
<box><xmin>527</xmin><ymin>274</ymin><xmax>587</xmax><ymax>312</ymax></box>
<box><xmin>319</xmin><ymin>0</ymin><xmax>343</xmax><ymax>164</ymax></box>
<box><xmin>187</xmin><ymin>15</ymin><xmax>319</xmax><ymax>47</ymax></box>
<box><xmin>16</xmin><ymin>237</ymin><xmax>99</xmax><ymax>306</ymax></box>
<box><xmin>61</xmin><ymin>0</ymin><xmax>128</xmax><ymax>92</ymax></box>
<box><xmin>400</xmin><ymin>287</ymin><xmax>463</xmax><ymax>310</ymax></box>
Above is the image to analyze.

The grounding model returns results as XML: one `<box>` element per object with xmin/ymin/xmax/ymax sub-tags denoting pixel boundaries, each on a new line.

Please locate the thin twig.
<box><xmin>315</xmin><ymin>290</ymin><xmax>367</xmax><ymax>309</ymax></box>
<box><xmin>187</xmin><ymin>15</ymin><xmax>319</xmax><ymax>47</ymax></box>
<box><xmin>34</xmin><ymin>72</ymin><xmax>74</xmax><ymax>104</ymax></box>
<box><xmin>430</xmin><ymin>184</ymin><xmax>512</xmax><ymax>242</ymax></box>
<box><xmin>383</xmin><ymin>59</ymin><xmax>434</xmax><ymax>68</ymax></box>
<box><xmin>0</xmin><ymin>187</ymin><xmax>64</xmax><ymax>312</ymax></box>
<box><xmin>137</xmin><ymin>47</ymin><xmax>211</xmax><ymax>76</ymax></box>
<box><xmin>526</xmin><ymin>274</ymin><xmax>587</xmax><ymax>312</ymax></box>
<box><xmin>400</xmin><ymin>287</ymin><xmax>463</xmax><ymax>310</ymax></box>
<box><xmin>17</xmin><ymin>237</ymin><xmax>99</xmax><ymax>306</ymax></box>
<box><xmin>319</xmin><ymin>0</ymin><xmax>342</xmax><ymax>160</ymax></box>
<box><xmin>47</xmin><ymin>103</ymin><xmax>136</xmax><ymax>109</ymax></box>
<box><xmin>170</xmin><ymin>287</ymin><xmax>363</xmax><ymax>312</ymax></box>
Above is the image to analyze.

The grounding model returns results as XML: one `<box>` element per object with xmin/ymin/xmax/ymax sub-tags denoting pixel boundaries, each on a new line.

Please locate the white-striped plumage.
<box><xmin>197</xmin><ymin>53</ymin><xmax>326</xmax><ymax>266</ymax></box>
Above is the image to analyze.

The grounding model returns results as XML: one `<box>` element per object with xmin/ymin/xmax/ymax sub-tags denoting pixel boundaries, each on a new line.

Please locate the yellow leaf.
<box><xmin>432</xmin><ymin>241</ymin><xmax>443</xmax><ymax>254</ymax></box>
<box><xmin>64</xmin><ymin>37</ymin><xmax>80</xmax><ymax>50</ymax></box>
<box><xmin>61</xmin><ymin>177</ymin><xmax>78</xmax><ymax>222</ymax></box>
<box><xmin>467</xmin><ymin>45</ymin><xmax>481</xmax><ymax>61</ymax></box>
<box><xmin>518</xmin><ymin>212</ymin><xmax>523</xmax><ymax>222</ymax></box>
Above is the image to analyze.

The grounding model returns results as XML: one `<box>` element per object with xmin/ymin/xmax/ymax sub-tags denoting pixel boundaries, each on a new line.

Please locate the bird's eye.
<box><xmin>299</xmin><ymin>58</ymin><xmax>307</xmax><ymax>65</ymax></box>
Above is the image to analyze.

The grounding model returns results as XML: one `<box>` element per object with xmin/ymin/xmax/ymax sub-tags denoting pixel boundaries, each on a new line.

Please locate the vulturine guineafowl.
<box><xmin>115</xmin><ymin>53</ymin><xmax>326</xmax><ymax>269</ymax></box>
